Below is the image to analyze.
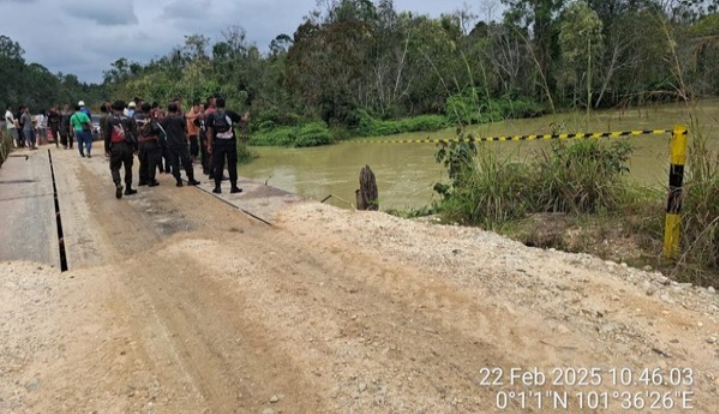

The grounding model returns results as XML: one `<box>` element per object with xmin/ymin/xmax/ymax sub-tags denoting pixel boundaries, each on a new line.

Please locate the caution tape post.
<box><xmin>663</xmin><ymin>124</ymin><xmax>688</xmax><ymax>259</ymax></box>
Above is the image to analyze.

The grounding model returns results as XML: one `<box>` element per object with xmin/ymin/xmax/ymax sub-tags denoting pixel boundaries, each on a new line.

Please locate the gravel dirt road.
<box><xmin>1</xmin><ymin>147</ymin><xmax>718</xmax><ymax>413</ymax></box>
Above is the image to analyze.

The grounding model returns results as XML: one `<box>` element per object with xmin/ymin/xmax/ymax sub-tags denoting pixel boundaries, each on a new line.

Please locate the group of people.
<box><xmin>4</xmin><ymin>95</ymin><xmax>248</xmax><ymax>199</ymax></box>
<box><xmin>4</xmin><ymin>102</ymin><xmax>94</xmax><ymax>156</ymax></box>
<box><xmin>102</xmin><ymin>95</ymin><xmax>249</xmax><ymax>199</ymax></box>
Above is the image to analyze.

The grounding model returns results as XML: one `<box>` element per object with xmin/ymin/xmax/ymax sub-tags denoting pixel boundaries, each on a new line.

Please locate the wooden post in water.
<box><xmin>355</xmin><ymin>165</ymin><xmax>378</xmax><ymax>211</ymax></box>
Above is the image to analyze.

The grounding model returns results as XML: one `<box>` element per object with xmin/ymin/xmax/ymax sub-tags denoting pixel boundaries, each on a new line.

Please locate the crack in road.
<box><xmin>48</xmin><ymin>149</ymin><xmax>68</xmax><ymax>272</ymax></box>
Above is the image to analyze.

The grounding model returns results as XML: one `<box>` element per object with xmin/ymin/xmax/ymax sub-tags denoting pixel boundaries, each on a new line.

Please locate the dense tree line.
<box><xmin>5</xmin><ymin>0</ymin><xmax>719</xmax><ymax>142</ymax></box>
<box><xmin>0</xmin><ymin>36</ymin><xmax>104</xmax><ymax>113</ymax></box>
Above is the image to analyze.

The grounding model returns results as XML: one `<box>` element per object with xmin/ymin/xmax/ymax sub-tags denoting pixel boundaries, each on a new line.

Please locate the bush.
<box><xmin>432</xmin><ymin>136</ymin><xmax>634</xmax><ymax>228</ymax></box>
<box><xmin>533</xmin><ymin>140</ymin><xmax>633</xmax><ymax>213</ymax></box>
<box><xmin>433</xmin><ymin>137</ymin><xmax>533</xmax><ymax>229</ymax></box>
<box><xmin>250</xmin><ymin>121</ymin><xmax>334</xmax><ymax>147</ymax></box>
<box><xmin>295</xmin><ymin>121</ymin><xmax>334</xmax><ymax>147</ymax></box>
<box><xmin>250</xmin><ymin>126</ymin><xmax>295</xmax><ymax>146</ymax></box>
<box><xmin>444</xmin><ymin>89</ymin><xmax>546</xmax><ymax>126</ymax></box>
<box><xmin>355</xmin><ymin>109</ymin><xmax>449</xmax><ymax>137</ymax></box>
<box><xmin>676</xmin><ymin>124</ymin><xmax>719</xmax><ymax>281</ymax></box>
<box><xmin>252</xmin><ymin>109</ymin><xmax>303</xmax><ymax>129</ymax></box>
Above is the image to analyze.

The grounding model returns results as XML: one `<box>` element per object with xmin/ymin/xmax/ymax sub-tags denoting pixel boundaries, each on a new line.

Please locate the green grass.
<box><xmin>432</xmin><ymin>137</ymin><xmax>635</xmax><ymax>229</ymax></box>
<box><xmin>670</xmin><ymin>117</ymin><xmax>719</xmax><ymax>284</ymax></box>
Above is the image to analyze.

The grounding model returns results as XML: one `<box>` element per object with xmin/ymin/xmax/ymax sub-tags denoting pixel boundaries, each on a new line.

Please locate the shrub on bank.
<box><xmin>251</xmin><ymin>113</ymin><xmax>450</xmax><ymax>147</ymax></box>
<box><xmin>247</xmin><ymin>94</ymin><xmax>545</xmax><ymax>147</ymax></box>
<box><xmin>296</xmin><ymin>122</ymin><xmax>334</xmax><ymax>147</ymax></box>
<box><xmin>356</xmin><ymin>110</ymin><xmax>449</xmax><ymax>136</ymax></box>
<box><xmin>534</xmin><ymin>140</ymin><xmax>633</xmax><ymax>213</ymax></box>
<box><xmin>676</xmin><ymin>126</ymin><xmax>719</xmax><ymax>281</ymax></box>
<box><xmin>250</xmin><ymin>121</ymin><xmax>334</xmax><ymax>147</ymax></box>
<box><xmin>433</xmin><ymin>142</ymin><xmax>533</xmax><ymax>228</ymax></box>
<box><xmin>250</xmin><ymin>126</ymin><xmax>295</xmax><ymax>146</ymax></box>
<box><xmin>432</xmin><ymin>138</ymin><xmax>634</xmax><ymax>229</ymax></box>
<box><xmin>444</xmin><ymin>90</ymin><xmax>546</xmax><ymax>126</ymax></box>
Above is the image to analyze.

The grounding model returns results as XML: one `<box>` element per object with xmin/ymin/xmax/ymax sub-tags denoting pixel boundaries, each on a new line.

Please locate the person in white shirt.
<box><xmin>35</xmin><ymin>111</ymin><xmax>47</xmax><ymax>145</ymax></box>
<box><xmin>5</xmin><ymin>105</ymin><xmax>20</xmax><ymax>147</ymax></box>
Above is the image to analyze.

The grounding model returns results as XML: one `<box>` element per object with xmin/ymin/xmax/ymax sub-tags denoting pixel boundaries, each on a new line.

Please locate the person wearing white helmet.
<box><xmin>78</xmin><ymin>100</ymin><xmax>91</xmax><ymax>119</ymax></box>
<box><xmin>124</xmin><ymin>101</ymin><xmax>136</xmax><ymax>118</ymax></box>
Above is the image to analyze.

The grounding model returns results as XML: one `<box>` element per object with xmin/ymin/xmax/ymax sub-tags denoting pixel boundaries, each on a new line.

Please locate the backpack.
<box><xmin>136</xmin><ymin>116</ymin><xmax>153</xmax><ymax>137</ymax></box>
<box><xmin>110</xmin><ymin>115</ymin><xmax>126</xmax><ymax>143</ymax></box>
<box><xmin>213</xmin><ymin>110</ymin><xmax>233</xmax><ymax>139</ymax></box>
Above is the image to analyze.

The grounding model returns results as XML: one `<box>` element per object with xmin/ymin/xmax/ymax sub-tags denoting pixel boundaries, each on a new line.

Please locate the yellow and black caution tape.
<box><xmin>361</xmin><ymin>129</ymin><xmax>672</xmax><ymax>144</ymax></box>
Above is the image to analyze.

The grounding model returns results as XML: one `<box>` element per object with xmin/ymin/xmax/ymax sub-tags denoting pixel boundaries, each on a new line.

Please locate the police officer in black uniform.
<box><xmin>161</xmin><ymin>102</ymin><xmax>201</xmax><ymax>187</ymax></box>
<box><xmin>104</xmin><ymin>100</ymin><xmax>138</xmax><ymax>199</ymax></box>
<box><xmin>135</xmin><ymin>103</ymin><xmax>162</xmax><ymax>187</ymax></box>
<box><xmin>206</xmin><ymin>97</ymin><xmax>248</xmax><ymax>194</ymax></box>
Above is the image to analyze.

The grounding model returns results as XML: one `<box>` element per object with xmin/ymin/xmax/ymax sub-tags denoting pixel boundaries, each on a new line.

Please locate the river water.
<box><xmin>239</xmin><ymin>101</ymin><xmax>719</xmax><ymax>210</ymax></box>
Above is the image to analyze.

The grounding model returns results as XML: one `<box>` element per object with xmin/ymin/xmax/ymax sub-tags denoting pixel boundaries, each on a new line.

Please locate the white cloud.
<box><xmin>161</xmin><ymin>0</ymin><xmax>212</xmax><ymax>21</ymax></box>
<box><xmin>63</xmin><ymin>0</ymin><xmax>139</xmax><ymax>26</ymax></box>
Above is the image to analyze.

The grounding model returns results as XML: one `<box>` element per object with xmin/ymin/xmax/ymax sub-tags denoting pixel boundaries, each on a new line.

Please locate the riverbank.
<box><xmin>387</xmin><ymin>117</ymin><xmax>719</xmax><ymax>288</ymax></box>
<box><xmin>239</xmin><ymin>99</ymin><xmax>718</xmax><ymax>211</ymax></box>
<box><xmin>248</xmin><ymin>96</ymin><xmax>546</xmax><ymax>148</ymax></box>
<box><xmin>243</xmin><ymin>101</ymin><xmax>719</xmax><ymax>290</ymax></box>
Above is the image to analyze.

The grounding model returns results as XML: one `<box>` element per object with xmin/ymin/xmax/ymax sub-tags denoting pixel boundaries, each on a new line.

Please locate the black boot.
<box><xmin>125</xmin><ymin>187</ymin><xmax>137</xmax><ymax>195</ymax></box>
<box><xmin>115</xmin><ymin>184</ymin><xmax>123</xmax><ymax>199</ymax></box>
<box><xmin>230</xmin><ymin>186</ymin><xmax>242</xmax><ymax>194</ymax></box>
<box><xmin>187</xmin><ymin>172</ymin><xmax>200</xmax><ymax>186</ymax></box>
<box><xmin>212</xmin><ymin>186</ymin><xmax>221</xmax><ymax>194</ymax></box>
<box><xmin>176</xmin><ymin>179</ymin><xmax>183</xmax><ymax>187</ymax></box>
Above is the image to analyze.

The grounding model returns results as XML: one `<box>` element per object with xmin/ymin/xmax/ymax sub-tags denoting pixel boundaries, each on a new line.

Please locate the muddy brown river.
<box><xmin>240</xmin><ymin>101</ymin><xmax>719</xmax><ymax>210</ymax></box>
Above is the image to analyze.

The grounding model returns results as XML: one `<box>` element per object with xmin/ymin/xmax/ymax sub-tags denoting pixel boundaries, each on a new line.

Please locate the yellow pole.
<box><xmin>663</xmin><ymin>124</ymin><xmax>688</xmax><ymax>259</ymax></box>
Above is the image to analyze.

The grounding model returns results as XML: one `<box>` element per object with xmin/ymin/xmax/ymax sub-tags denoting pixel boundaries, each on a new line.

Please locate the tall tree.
<box><xmin>502</xmin><ymin>0</ymin><xmax>566</xmax><ymax>103</ymax></box>
<box><xmin>559</xmin><ymin>0</ymin><xmax>604</xmax><ymax>110</ymax></box>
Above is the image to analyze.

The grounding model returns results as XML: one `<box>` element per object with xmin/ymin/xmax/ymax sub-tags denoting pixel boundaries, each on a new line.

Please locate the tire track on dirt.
<box><xmin>70</xmin><ymin>156</ymin><xmax>324</xmax><ymax>413</ymax></box>
<box><xmin>46</xmin><ymin>149</ymin><xmax>718</xmax><ymax>413</ymax></box>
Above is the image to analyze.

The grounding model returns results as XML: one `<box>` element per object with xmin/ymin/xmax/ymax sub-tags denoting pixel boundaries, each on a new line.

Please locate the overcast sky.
<box><xmin>0</xmin><ymin>0</ymin><xmax>503</xmax><ymax>84</ymax></box>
